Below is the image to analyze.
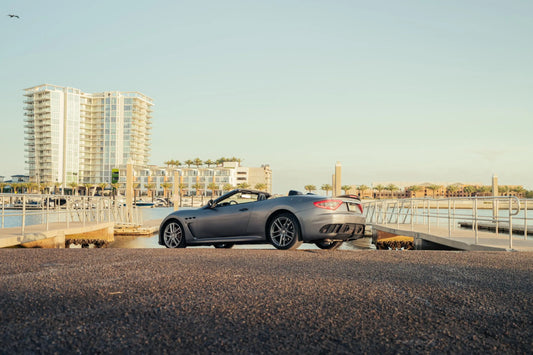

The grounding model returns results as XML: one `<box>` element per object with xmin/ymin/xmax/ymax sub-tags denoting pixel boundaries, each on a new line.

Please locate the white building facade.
<box><xmin>24</xmin><ymin>84</ymin><xmax>153</xmax><ymax>186</ymax></box>
<box><xmin>117</xmin><ymin>162</ymin><xmax>272</xmax><ymax>197</ymax></box>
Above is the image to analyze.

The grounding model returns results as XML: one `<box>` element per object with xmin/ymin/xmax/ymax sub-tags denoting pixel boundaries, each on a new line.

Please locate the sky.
<box><xmin>1</xmin><ymin>0</ymin><xmax>532</xmax><ymax>193</ymax></box>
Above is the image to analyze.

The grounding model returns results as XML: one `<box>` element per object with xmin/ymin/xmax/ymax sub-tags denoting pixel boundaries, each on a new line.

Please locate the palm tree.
<box><xmin>68</xmin><ymin>182</ymin><xmax>78</xmax><ymax>195</ymax></box>
<box><xmin>164</xmin><ymin>160</ymin><xmax>172</xmax><ymax>168</ymax></box>
<box><xmin>192</xmin><ymin>183</ymin><xmax>202</xmax><ymax>196</ymax></box>
<box><xmin>111</xmin><ymin>183</ymin><xmax>120</xmax><ymax>199</ymax></box>
<box><xmin>499</xmin><ymin>185</ymin><xmax>510</xmax><ymax>196</ymax></box>
<box><xmin>98</xmin><ymin>183</ymin><xmax>108</xmax><ymax>196</ymax></box>
<box><xmin>0</xmin><ymin>183</ymin><xmax>6</xmax><ymax>193</ymax></box>
<box><xmin>161</xmin><ymin>182</ymin><xmax>172</xmax><ymax>199</ymax></box>
<box><xmin>426</xmin><ymin>184</ymin><xmax>442</xmax><ymax>198</ymax></box>
<box><xmin>446</xmin><ymin>184</ymin><xmax>460</xmax><ymax>197</ymax></box>
<box><xmin>83</xmin><ymin>183</ymin><xmax>93</xmax><ymax>196</ymax></box>
<box><xmin>133</xmin><ymin>183</ymin><xmax>141</xmax><ymax>202</ymax></box>
<box><xmin>145</xmin><ymin>183</ymin><xmax>156</xmax><ymax>201</ymax></box>
<box><xmin>321</xmin><ymin>184</ymin><xmax>332</xmax><ymax>196</ymax></box>
<box><xmin>184</xmin><ymin>160</ymin><xmax>194</xmax><ymax>168</ymax></box>
<box><xmin>407</xmin><ymin>185</ymin><xmax>422</xmax><ymax>198</ymax></box>
<box><xmin>463</xmin><ymin>185</ymin><xmax>477</xmax><ymax>197</ymax></box>
<box><xmin>223</xmin><ymin>183</ymin><xmax>234</xmax><ymax>192</ymax></box>
<box><xmin>255</xmin><ymin>183</ymin><xmax>267</xmax><ymax>191</ymax></box>
<box><xmin>358</xmin><ymin>185</ymin><xmax>369</xmax><ymax>198</ymax></box>
<box><xmin>27</xmin><ymin>182</ymin><xmax>38</xmax><ymax>193</ymax></box>
<box><xmin>341</xmin><ymin>185</ymin><xmax>352</xmax><ymax>195</ymax></box>
<box><xmin>216</xmin><ymin>158</ymin><xmax>226</xmax><ymax>167</ymax></box>
<box><xmin>474</xmin><ymin>186</ymin><xmax>488</xmax><ymax>196</ymax></box>
<box><xmin>385</xmin><ymin>184</ymin><xmax>399</xmax><ymax>199</ymax></box>
<box><xmin>193</xmin><ymin>158</ymin><xmax>203</xmax><ymax>168</ymax></box>
<box><xmin>383</xmin><ymin>184</ymin><xmax>397</xmax><ymax>199</ymax></box>
<box><xmin>191</xmin><ymin>183</ymin><xmax>202</xmax><ymax>206</ymax></box>
<box><xmin>237</xmin><ymin>182</ymin><xmax>250</xmax><ymax>189</ymax></box>
<box><xmin>304</xmin><ymin>185</ymin><xmax>316</xmax><ymax>193</ymax></box>
<box><xmin>207</xmin><ymin>182</ymin><xmax>218</xmax><ymax>197</ymax></box>
<box><xmin>10</xmin><ymin>183</ymin><xmax>19</xmax><ymax>194</ymax></box>
<box><xmin>204</xmin><ymin>159</ymin><xmax>214</xmax><ymax>168</ymax></box>
<box><xmin>374</xmin><ymin>184</ymin><xmax>385</xmax><ymax>199</ymax></box>
<box><xmin>512</xmin><ymin>186</ymin><xmax>526</xmax><ymax>197</ymax></box>
<box><xmin>178</xmin><ymin>183</ymin><xmax>187</xmax><ymax>207</ymax></box>
<box><xmin>54</xmin><ymin>182</ymin><xmax>62</xmax><ymax>195</ymax></box>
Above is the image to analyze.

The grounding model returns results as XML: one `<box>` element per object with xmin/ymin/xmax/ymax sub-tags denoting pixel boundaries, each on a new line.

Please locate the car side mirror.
<box><xmin>207</xmin><ymin>199</ymin><xmax>215</xmax><ymax>208</ymax></box>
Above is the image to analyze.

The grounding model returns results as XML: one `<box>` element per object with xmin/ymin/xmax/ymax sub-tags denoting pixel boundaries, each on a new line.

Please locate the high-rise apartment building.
<box><xmin>23</xmin><ymin>84</ymin><xmax>153</xmax><ymax>186</ymax></box>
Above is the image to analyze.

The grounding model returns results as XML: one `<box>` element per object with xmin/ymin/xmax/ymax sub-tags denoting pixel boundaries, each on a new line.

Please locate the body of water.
<box><xmin>3</xmin><ymin>205</ymin><xmax>529</xmax><ymax>248</ymax></box>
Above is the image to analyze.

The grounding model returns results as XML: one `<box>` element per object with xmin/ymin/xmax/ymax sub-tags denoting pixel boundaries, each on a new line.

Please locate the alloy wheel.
<box><xmin>163</xmin><ymin>221</ymin><xmax>184</xmax><ymax>248</ymax></box>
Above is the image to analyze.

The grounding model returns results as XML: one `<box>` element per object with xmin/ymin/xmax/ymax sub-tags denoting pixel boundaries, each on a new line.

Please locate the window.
<box><xmin>215</xmin><ymin>191</ymin><xmax>264</xmax><ymax>207</ymax></box>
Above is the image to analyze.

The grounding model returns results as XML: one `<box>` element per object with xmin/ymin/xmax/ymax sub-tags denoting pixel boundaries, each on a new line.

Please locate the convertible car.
<box><xmin>159</xmin><ymin>189</ymin><xmax>366</xmax><ymax>250</ymax></box>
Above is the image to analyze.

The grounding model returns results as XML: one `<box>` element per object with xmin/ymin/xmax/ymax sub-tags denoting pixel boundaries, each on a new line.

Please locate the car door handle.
<box><xmin>239</xmin><ymin>208</ymin><xmax>248</xmax><ymax>211</ymax></box>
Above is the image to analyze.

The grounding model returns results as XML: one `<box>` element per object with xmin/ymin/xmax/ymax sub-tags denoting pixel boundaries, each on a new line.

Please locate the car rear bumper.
<box><xmin>301</xmin><ymin>213</ymin><xmax>366</xmax><ymax>242</ymax></box>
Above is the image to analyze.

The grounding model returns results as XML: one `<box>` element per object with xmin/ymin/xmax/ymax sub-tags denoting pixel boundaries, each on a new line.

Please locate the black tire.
<box><xmin>315</xmin><ymin>240</ymin><xmax>343</xmax><ymax>250</ymax></box>
<box><xmin>268</xmin><ymin>213</ymin><xmax>302</xmax><ymax>250</ymax></box>
<box><xmin>162</xmin><ymin>220</ymin><xmax>186</xmax><ymax>248</ymax></box>
<box><xmin>214</xmin><ymin>243</ymin><xmax>235</xmax><ymax>249</ymax></box>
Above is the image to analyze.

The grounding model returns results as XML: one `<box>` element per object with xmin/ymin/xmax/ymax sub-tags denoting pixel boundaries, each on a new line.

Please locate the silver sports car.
<box><xmin>159</xmin><ymin>189</ymin><xmax>366</xmax><ymax>250</ymax></box>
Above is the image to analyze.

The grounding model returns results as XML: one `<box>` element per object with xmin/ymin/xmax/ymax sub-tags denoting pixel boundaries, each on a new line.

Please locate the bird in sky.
<box><xmin>8</xmin><ymin>14</ymin><xmax>20</xmax><ymax>18</ymax></box>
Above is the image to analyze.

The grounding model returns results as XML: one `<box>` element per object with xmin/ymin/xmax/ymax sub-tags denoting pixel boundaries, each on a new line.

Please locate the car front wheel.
<box><xmin>315</xmin><ymin>240</ymin><xmax>343</xmax><ymax>250</ymax></box>
<box><xmin>268</xmin><ymin>213</ymin><xmax>302</xmax><ymax>250</ymax></box>
<box><xmin>163</xmin><ymin>220</ymin><xmax>186</xmax><ymax>248</ymax></box>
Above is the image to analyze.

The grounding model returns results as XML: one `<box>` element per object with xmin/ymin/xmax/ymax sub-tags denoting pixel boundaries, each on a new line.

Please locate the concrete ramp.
<box><xmin>0</xmin><ymin>222</ymin><xmax>115</xmax><ymax>248</ymax></box>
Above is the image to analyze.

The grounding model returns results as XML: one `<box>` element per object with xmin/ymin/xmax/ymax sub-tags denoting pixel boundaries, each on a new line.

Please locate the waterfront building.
<box><xmin>116</xmin><ymin>162</ymin><xmax>272</xmax><ymax>198</ymax></box>
<box><xmin>23</xmin><ymin>84</ymin><xmax>153</xmax><ymax>187</ymax></box>
<box><xmin>357</xmin><ymin>181</ymin><xmax>527</xmax><ymax>199</ymax></box>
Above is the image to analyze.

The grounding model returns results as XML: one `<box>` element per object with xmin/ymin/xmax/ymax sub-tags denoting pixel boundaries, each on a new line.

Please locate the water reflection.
<box><xmin>109</xmin><ymin>233</ymin><xmax>165</xmax><ymax>249</ymax></box>
<box><xmin>108</xmin><ymin>231</ymin><xmax>372</xmax><ymax>250</ymax></box>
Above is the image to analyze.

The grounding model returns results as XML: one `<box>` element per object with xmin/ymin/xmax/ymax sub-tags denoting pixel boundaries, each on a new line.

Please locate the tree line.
<box><xmin>303</xmin><ymin>183</ymin><xmax>532</xmax><ymax>198</ymax></box>
<box><xmin>163</xmin><ymin>157</ymin><xmax>243</xmax><ymax>168</ymax></box>
<box><xmin>0</xmin><ymin>182</ymin><xmax>117</xmax><ymax>196</ymax></box>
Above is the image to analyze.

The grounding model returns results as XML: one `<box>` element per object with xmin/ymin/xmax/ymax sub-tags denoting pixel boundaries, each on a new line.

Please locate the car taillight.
<box><xmin>357</xmin><ymin>204</ymin><xmax>363</xmax><ymax>214</ymax></box>
<box><xmin>313</xmin><ymin>199</ymin><xmax>343</xmax><ymax>210</ymax></box>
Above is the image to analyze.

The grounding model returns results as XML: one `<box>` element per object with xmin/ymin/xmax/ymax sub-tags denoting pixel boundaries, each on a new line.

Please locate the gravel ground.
<box><xmin>0</xmin><ymin>249</ymin><xmax>532</xmax><ymax>354</ymax></box>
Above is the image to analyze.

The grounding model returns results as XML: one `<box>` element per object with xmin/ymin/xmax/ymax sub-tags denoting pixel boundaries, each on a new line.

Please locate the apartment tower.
<box><xmin>24</xmin><ymin>84</ymin><xmax>153</xmax><ymax>186</ymax></box>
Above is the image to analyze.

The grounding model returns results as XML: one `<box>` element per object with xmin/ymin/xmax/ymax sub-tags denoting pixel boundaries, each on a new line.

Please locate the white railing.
<box><xmin>362</xmin><ymin>196</ymin><xmax>531</xmax><ymax>249</ymax></box>
<box><xmin>0</xmin><ymin>193</ymin><xmax>143</xmax><ymax>233</ymax></box>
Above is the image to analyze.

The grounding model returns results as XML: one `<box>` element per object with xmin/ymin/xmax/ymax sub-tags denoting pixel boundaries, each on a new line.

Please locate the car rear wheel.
<box><xmin>268</xmin><ymin>213</ymin><xmax>302</xmax><ymax>250</ymax></box>
<box><xmin>163</xmin><ymin>220</ymin><xmax>186</xmax><ymax>248</ymax></box>
<box><xmin>315</xmin><ymin>240</ymin><xmax>343</xmax><ymax>250</ymax></box>
<box><xmin>214</xmin><ymin>243</ymin><xmax>234</xmax><ymax>249</ymax></box>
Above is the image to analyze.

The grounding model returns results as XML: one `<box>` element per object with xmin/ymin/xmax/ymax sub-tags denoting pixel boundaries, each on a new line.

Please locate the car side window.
<box><xmin>216</xmin><ymin>192</ymin><xmax>260</xmax><ymax>207</ymax></box>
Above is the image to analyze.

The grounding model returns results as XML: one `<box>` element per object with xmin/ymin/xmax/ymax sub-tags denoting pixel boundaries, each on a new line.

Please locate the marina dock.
<box><xmin>372</xmin><ymin>223</ymin><xmax>533</xmax><ymax>251</ymax></box>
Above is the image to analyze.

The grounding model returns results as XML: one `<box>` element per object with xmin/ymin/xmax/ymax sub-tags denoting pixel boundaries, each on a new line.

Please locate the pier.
<box><xmin>372</xmin><ymin>223</ymin><xmax>533</xmax><ymax>251</ymax></box>
<box><xmin>0</xmin><ymin>193</ymin><xmax>148</xmax><ymax>248</ymax></box>
<box><xmin>0</xmin><ymin>221</ymin><xmax>115</xmax><ymax>248</ymax></box>
<box><xmin>363</xmin><ymin>196</ymin><xmax>533</xmax><ymax>251</ymax></box>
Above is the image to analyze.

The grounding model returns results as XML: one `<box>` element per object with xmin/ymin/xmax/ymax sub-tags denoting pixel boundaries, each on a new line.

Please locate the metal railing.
<box><xmin>0</xmin><ymin>193</ymin><xmax>143</xmax><ymax>233</ymax></box>
<box><xmin>362</xmin><ymin>196</ymin><xmax>531</xmax><ymax>249</ymax></box>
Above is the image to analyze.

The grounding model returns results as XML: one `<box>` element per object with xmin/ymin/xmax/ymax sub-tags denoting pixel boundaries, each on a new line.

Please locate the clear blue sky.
<box><xmin>1</xmin><ymin>0</ymin><xmax>532</xmax><ymax>193</ymax></box>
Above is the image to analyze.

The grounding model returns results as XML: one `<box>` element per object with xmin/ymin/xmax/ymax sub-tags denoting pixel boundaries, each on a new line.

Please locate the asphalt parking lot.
<box><xmin>0</xmin><ymin>249</ymin><xmax>531</xmax><ymax>354</ymax></box>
